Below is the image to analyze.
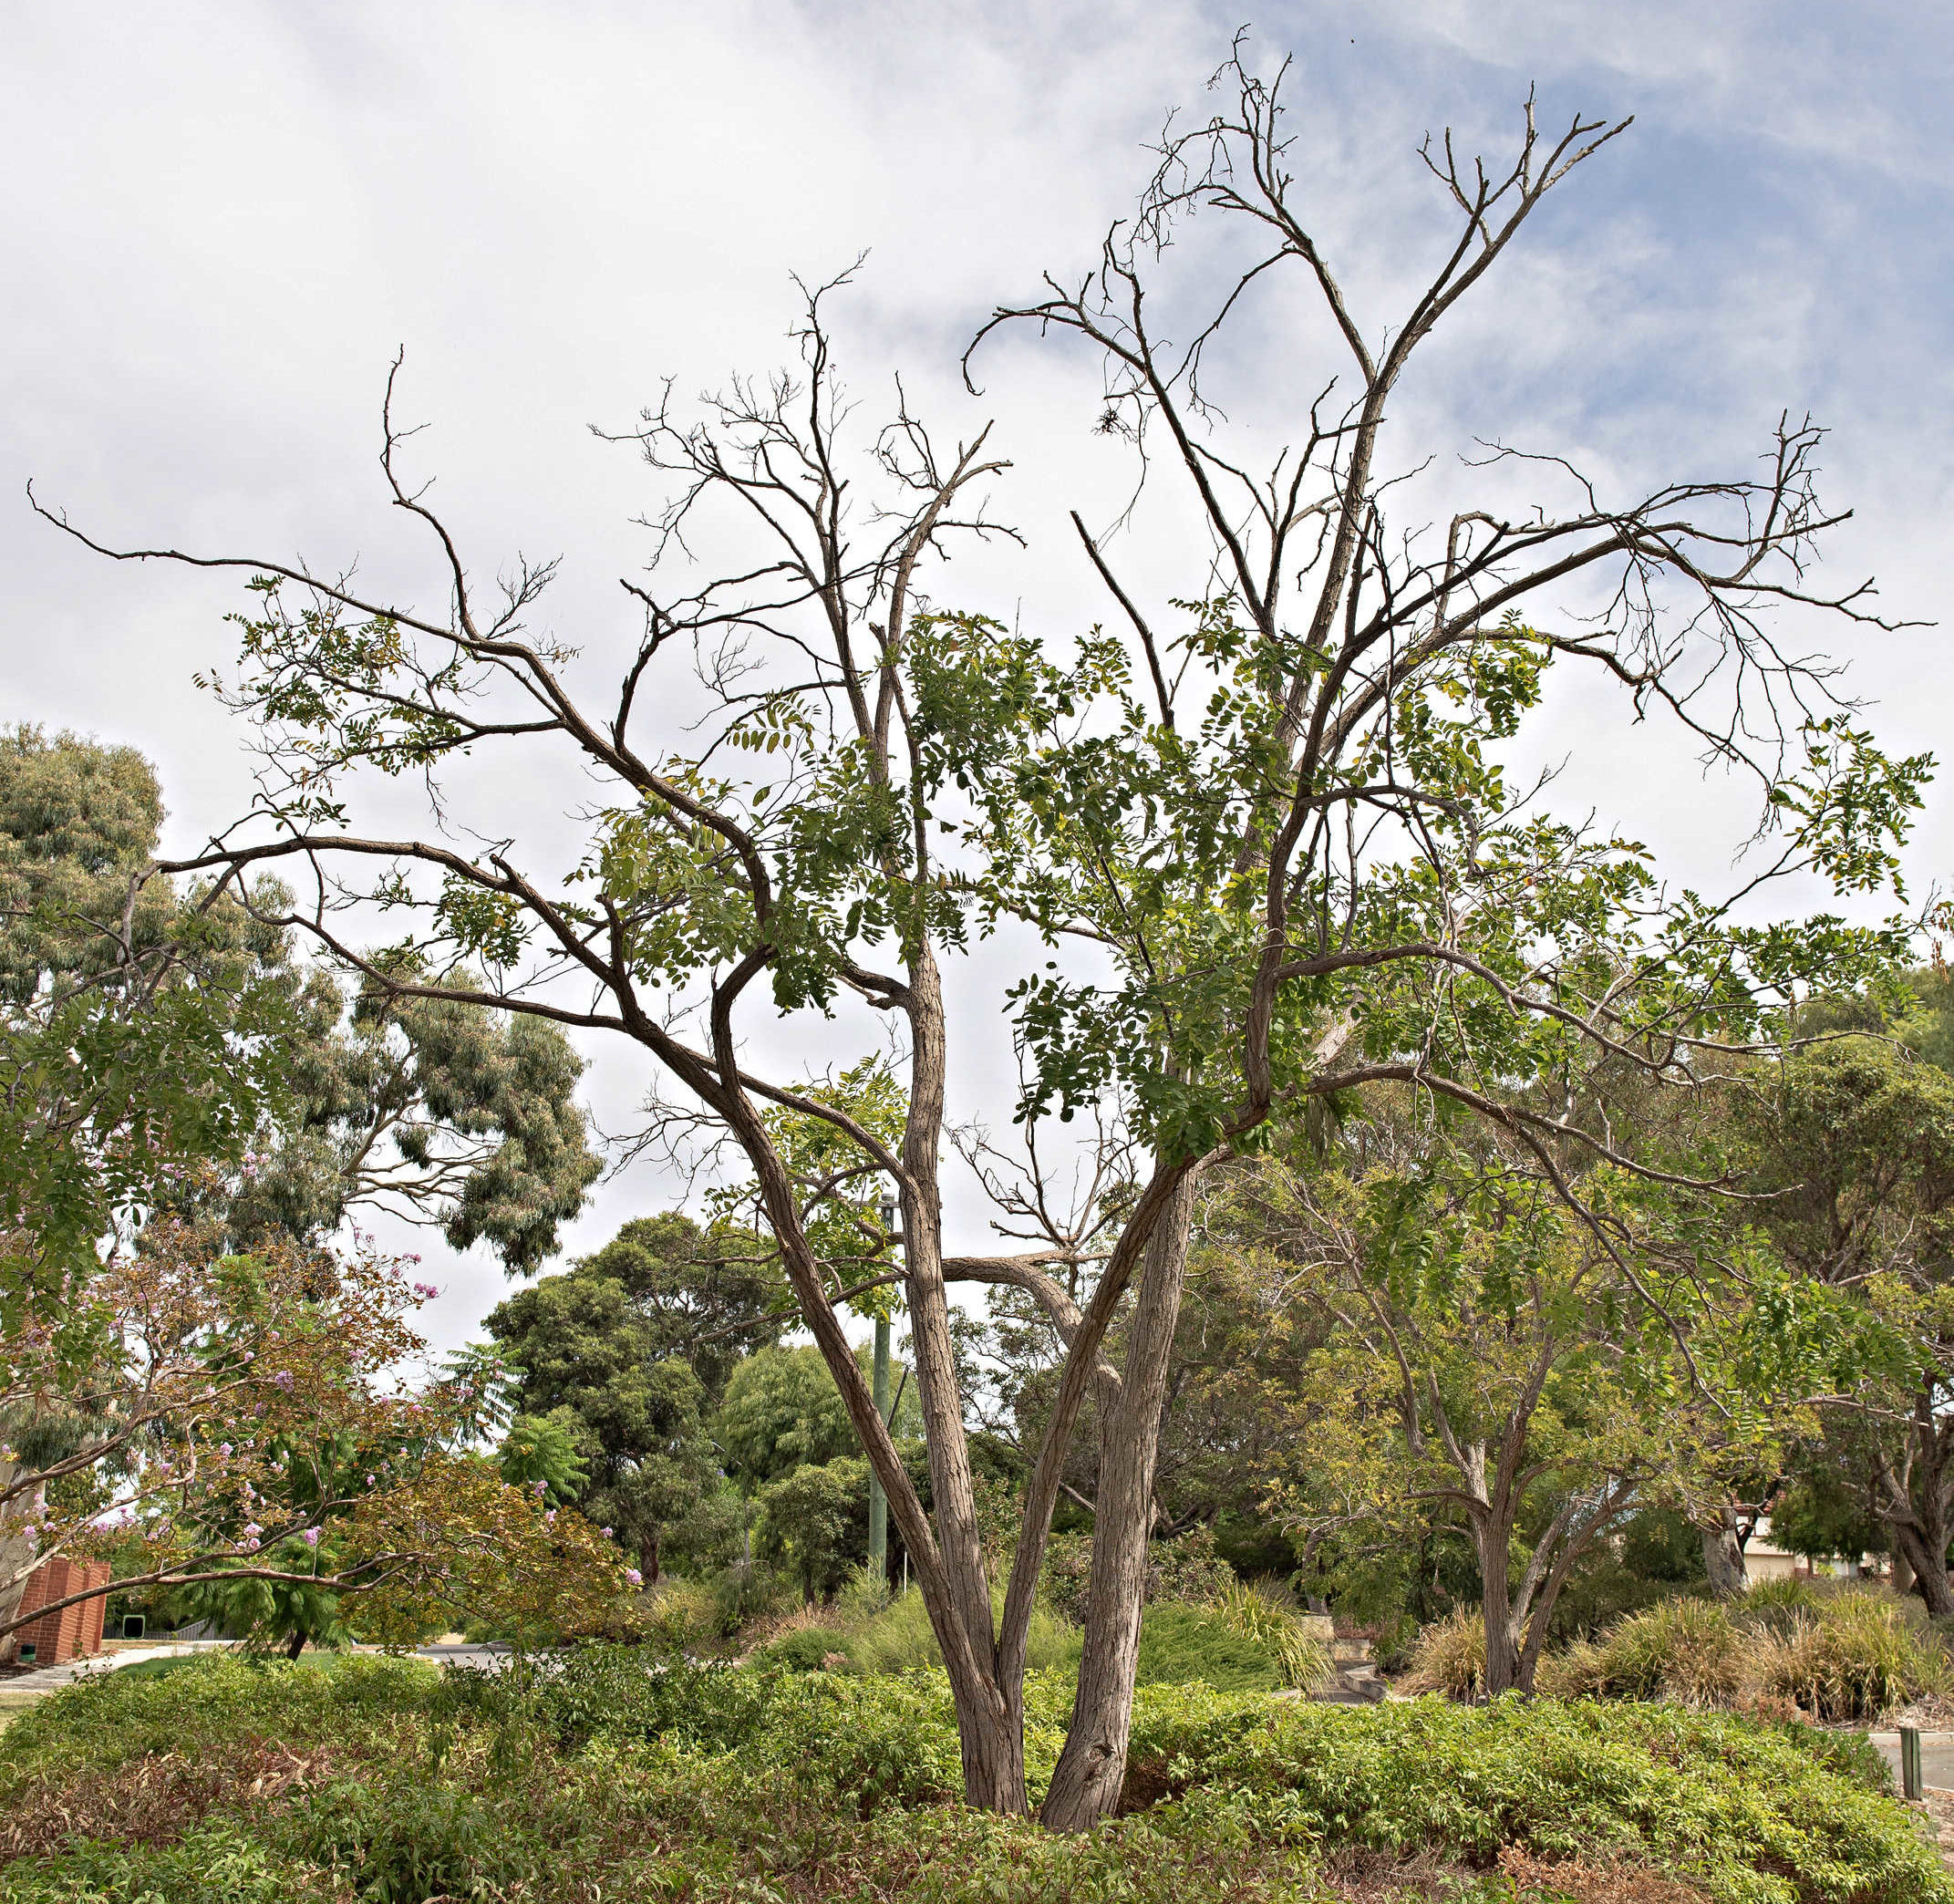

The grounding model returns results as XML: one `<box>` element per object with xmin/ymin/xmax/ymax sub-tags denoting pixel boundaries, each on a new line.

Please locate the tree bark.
<box><xmin>285</xmin><ymin>1629</ymin><xmax>306</xmax><ymax>1661</ymax></box>
<box><xmin>1472</xmin><ymin>1511</ymin><xmax>1523</xmax><ymax>1699</ymax></box>
<box><xmin>1701</xmin><ymin>1507</ymin><xmax>1749</xmax><ymax>1598</ymax></box>
<box><xmin>900</xmin><ymin>942</ymin><xmax>1027</xmax><ymax>1814</ymax></box>
<box><xmin>1888</xmin><ymin>1518</ymin><xmax>1954</xmax><ymax>1620</ymax></box>
<box><xmin>1040</xmin><ymin>1170</ymin><xmax>1199</xmax><ymax>1831</ymax></box>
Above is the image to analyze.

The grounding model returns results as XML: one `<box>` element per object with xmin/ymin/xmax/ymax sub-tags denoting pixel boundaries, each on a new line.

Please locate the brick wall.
<box><xmin>4</xmin><ymin>1557</ymin><xmax>112</xmax><ymax>1665</ymax></box>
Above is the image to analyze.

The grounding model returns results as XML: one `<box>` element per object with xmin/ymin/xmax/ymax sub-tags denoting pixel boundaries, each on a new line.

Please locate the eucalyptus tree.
<box><xmin>35</xmin><ymin>45</ymin><xmax>1922</xmax><ymax>1821</ymax></box>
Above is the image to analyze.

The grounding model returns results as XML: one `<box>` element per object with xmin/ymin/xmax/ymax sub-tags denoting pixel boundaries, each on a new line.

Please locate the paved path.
<box><xmin>0</xmin><ymin>1639</ymin><xmax>515</xmax><ymax>1723</ymax></box>
<box><xmin>1868</xmin><ymin>1729</ymin><xmax>1954</xmax><ymax>1795</ymax></box>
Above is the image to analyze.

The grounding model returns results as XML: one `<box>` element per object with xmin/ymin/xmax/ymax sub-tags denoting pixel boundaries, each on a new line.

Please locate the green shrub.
<box><xmin>6</xmin><ymin>1637</ymin><xmax>1949</xmax><ymax>1904</ymax></box>
<box><xmin>291</xmin><ymin>1776</ymin><xmax>545</xmax><ymax>1901</ymax></box>
<box><xmin>846</xmin><ymin>1588</ymin><xmax>1080</xmax><ymax>1679</ymax></box>
<box><xmin>0</xmin><ymin>1820</ymin><xmax>299</xmax><ymax>1903</ymax></box>
<box><xmin>0</xmin><ymin>1653</ymin><xmax>437</xmax><ymax>1795</ymax></box>
<box><xmin>1134</xmin><ymin>1601</ymin><xmax>1284</xmax><ymax>1693</ymax></box>
<box><xmin>1210</xmin><ymin>1578</ymin><xmax>1333</xmax><ymax>1691</ymax></box>
<box><xmin>752</xmin><ymin>1622</ymin><xmax>855</xmax><ymax>1672</ymax></box>
<box><xmin>1121</xmin><ymin>1688</ymin><xmax>1947</xmax><ymax>1904</ymax></box>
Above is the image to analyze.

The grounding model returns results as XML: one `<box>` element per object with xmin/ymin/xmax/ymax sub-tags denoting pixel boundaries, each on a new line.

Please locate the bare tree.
<box><xmin>32</xmin><ymin>44</ymin><xmax>1918</xmax><ymax>1824</ymax></box>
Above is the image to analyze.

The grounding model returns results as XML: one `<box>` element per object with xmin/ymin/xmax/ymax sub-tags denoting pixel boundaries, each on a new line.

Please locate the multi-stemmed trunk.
<box><xmin>1040</xmin><ymin>1171</ymin><xmax>1198</xmax><ymax>1830</ymax></box>
<box><xmin>1871</xmin><ymin>1387</ymin><xmax>1954</xmax><ymax>1621</ymax></box>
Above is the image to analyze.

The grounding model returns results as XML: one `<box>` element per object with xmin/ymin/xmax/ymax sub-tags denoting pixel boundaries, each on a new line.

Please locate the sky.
<box><xmin>5</xmin><ymin>2</ymin><xmax>1950</xmax><ymax>1357</ymax></box>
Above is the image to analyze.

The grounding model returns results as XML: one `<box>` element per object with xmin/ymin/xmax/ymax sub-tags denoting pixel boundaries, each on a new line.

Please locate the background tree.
<box><xmin>39</xmin><ymin>43</ymin><xmax>1927</xmax><ymax>1822</ymax></box>
<box><xmin>1733</xmin><ymin>1036</ymin><xmax>1954</xmax><ymax>1611</ymax></box>
<box><xmin>1</xmin><ymin>1208</ymin><xmax>625</xmax><ymax>1655</ymax></box>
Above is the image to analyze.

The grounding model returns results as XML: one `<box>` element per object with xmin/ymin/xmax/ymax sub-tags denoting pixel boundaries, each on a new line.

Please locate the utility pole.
<box><xmin>868</xmin><ymin>1195</ymin><xmax>896</xmax><ymax>1582</ymax></box>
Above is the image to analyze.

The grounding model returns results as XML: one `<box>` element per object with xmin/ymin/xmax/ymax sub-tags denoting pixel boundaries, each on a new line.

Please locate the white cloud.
<box><xmin>4</xmin><ymin>1</ymin><xmax>1948</xmax><ymax>1350</ymax></box>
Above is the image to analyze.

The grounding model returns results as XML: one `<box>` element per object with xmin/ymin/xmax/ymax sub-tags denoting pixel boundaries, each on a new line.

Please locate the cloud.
<box><xmin>5</xmin><ymin>1</ymin><xmax>1948</xmax><ymax>1349</ymax></box>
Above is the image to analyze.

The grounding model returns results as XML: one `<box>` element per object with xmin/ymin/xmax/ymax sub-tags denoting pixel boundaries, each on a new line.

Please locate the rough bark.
<box><xmin>1889</xmin><ymin>1517</ymin><xmax>1954</xmax><ymax>1620</ymax></box>
<box><xmin>1701</xmin><ymin>1507</ymin><xmax>1749</xmax><ymax>1598</ymax></box>
<box><xmin>1472</xmin><ymin>1510</ymin><xmax>1524</xmax><ymax>1699</ymax></box>
<box><xmin>1040</xmin><ymin>1169</ymin><xmax>1199</xmax><ymax>1830</ymax></box>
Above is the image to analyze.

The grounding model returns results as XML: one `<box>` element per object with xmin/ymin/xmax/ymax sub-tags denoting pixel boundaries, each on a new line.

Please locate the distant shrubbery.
<box><xmin>1409</xmin><ymin>1584</ymin><xmax>1949</xmax><ymax>1724</ymax></box>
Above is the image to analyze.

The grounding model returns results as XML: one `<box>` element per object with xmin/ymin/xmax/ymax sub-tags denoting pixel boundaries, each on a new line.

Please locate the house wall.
<box><xmin>3</xmin><ymin>1557</ymin><xmax>111</xmax><ymax>1665</ymax></box>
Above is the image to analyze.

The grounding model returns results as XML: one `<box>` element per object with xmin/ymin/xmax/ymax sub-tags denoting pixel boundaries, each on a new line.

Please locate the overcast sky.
<box><xmin>5</xmin><ymin>2</ymin><xmax>1949</xmax><ymax>1356</ymax></box>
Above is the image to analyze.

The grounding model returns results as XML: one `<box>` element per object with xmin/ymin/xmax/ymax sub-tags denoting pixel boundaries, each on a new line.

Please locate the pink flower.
<box><xmin>625</xmin><ymin>1568</ymin><xmax>643</xmax><ymax>1588</ymax></box>
<box><xmin>600</xmin><ymin>1526</ymin><xmax>613</xmax><ymax>1538</ymax></box>
<box><xmin>303</xmin><ymin>1527</ymin><xmax>320</xmax><ymax>1547</ymax></box>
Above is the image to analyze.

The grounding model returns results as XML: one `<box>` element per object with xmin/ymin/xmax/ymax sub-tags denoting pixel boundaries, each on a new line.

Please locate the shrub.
<box><xmin>1736</xmin><ymin>1575</ymin><xmax>1826</xmax><ymax>1639</ymax></box>
<box><xmin>1401</xmin><ymin>1607</ymin><xmax>1488</xmax><ymax>1702</ymax></box>
<box><xmin>752</xmin><ymin>1623</ymin><xmax>855</xmax><ymax>1673</ymax></box>
<box><xmin>1211</xmin><ymin>1578</ymin><xmax>1333</xmax><ymax>1692</ymax></box>
<box><xmin>640</xmin><ymin>1577</ymin><xmax>719</xmax><ymax>1654</ymax></box>
<box><xmin>846</xmin><ymin>1587</ymin><xmax>1080</xmax><ymax>1678</ymax></box>
<box><xmin>291</xmin><ymin>1775</ymin><xmax>546</xmax><ymax>1901</ymax></box>
<box><xmin>1759</xmin><ymin>1593</ymin><xmax>1944</xmax><ymax>1723</ymax></box>
<box><xmin>1134</xmin><ymin>1602</ymin><xmax>1284</xmax><ymax>1693</ymax></box>
<box><xmin>1582</xmin><ymin>1598</ymin><xmax>1746</xmax><ymax>1708</ymax></box>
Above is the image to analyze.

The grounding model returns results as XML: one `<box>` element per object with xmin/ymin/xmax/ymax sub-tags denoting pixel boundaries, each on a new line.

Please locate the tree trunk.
<box><xmin>285</xmin><ymin>1629</ymin><xmax>307</xmax><ymax>1661</ymax></box>
<box><xmin>1701</xmin><ymin>1508</ymin><xmax>1749</xmax><ymax>1598</ymax></box>
<box><xmin>1040</xmin><ymin>1172</ymin><xmax>1198</xmax><ymax>1832</ymax></box>
<box><xmin>899</xmin><ymin>943</ymin><xmax>1027</xmax><ymax>1813</ymax></box>
<box><xmin>1888</xmin><ymin>1518</ymin><xmax>1954</xmax><ymax>1619</ymax></box>
<box><xmin>639</xmin><ymin>1529</ymin><xmax>661</xmax><ymax>1587</ymax></box>
<box><xmin>1473</xmin><ymin>1514</ymin><xmax>1523</xmax><ymax>1699</ymax></box>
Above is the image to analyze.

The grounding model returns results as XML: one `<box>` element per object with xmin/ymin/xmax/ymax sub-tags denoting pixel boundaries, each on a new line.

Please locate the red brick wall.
<box><xmin>5</xmin><ymin>1558</ymin><xmax>112</xmax><ymax>1665</ymax></box>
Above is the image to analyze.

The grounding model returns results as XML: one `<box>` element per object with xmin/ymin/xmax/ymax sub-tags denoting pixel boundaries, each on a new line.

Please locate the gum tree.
<box><xmin>34</xmin><ymin>45</ymin><xmax>1921</xmax><ymax>1821</ymax></box>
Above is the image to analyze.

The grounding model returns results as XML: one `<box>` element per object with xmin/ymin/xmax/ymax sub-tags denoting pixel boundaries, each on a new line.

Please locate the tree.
<box><xmin>570</xmin><ymin>1212</ymin><xmax>781</xmax><ymax>1402</ymax></box>
<box><xmin>1240</xmin><ymin>1096</ymin><xmax>1775</xmax><ymax>1695</ymax></box>
<box><xmin>40</xmin><ymin>43</ymin><xmax>1923</xmax><ymax>1820</ymax></box>
<box><xmin>486</xmin><ymin>1253</ymin><xmax>713</xmax><ymax>1585</ymax></box>
<box><xmin>756</xmin><ymin>1454</ymin><xmax>871</xmax><ymax>1602</ymax></box>
<box><xmin>0</xmin><ymin>1208</ymin><xmax>625</xmax><ymax>1655</ymax></box>
<box><xmin>1733</xmin><ymin>1038</ymin><xmax>1954</xmax><ymax>1612</ymax></box>
<box><xmin>0</xmin><ymin>725</ymin><xmax>602</xmax><ymax>1283</ymax></box>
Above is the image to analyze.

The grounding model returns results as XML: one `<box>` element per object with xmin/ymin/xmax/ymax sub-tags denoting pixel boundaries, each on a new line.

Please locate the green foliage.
<box><xmin>1211</xmin><ymin>1578</ymin><xmax>1334</xmax><ymax>1691</ymax></box>
<box><xmin>1134</xmin><ymin>1602</ymin><xmax>1286</xmax><ymax>1693</ymax></box>
<box><xmin>496</xmin><ymin>1411</ymin><xmax>589</xmax><ymax>1505</ymax></box>
<box><xmin>712</xmin><ymin>1343</ymin><xmax>860</xmax><ymax>1486</ymax></box>
<box><xmin>7</xmin><ymin>1650</ymin><xmax>1948</xmax><ymax>1903</ymax></box>
<box><xmin>754</xmin><ymin>1455</ymin><xmax>870</xmax><ymax>1600</ymax></box>
<box><xmin>485</xmin><ymin>1223</ymin><xmax>752</xmax><ymax>1577</ymax></box>
<box><xmin>845</xmin><ymin>1587</ymin><xmax>1080</xmax><ymax>1679</ymax></box>
<box><xmin>752</xmin><ymin>1622</ymin><xmax>855</xmax><ymax>1672</ymax></box>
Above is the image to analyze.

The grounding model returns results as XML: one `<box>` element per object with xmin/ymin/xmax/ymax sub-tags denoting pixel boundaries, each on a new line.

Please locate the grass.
<box><xmin>0</xmin><ymin>1650</ymin><xmax>1945</xmax><ymax>1903</ymax></box>
<box><xmin>1410</xmin><ymin>1588</ymin><xmax>1949</xmax><ymax>1727</ymax></box>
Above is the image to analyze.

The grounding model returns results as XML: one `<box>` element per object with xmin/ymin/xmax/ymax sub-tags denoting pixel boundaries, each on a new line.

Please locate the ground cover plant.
<box><xmin>1</xmin><ymin>1651</ymin><xmax>1946</xmax><ymax>1903</ymax></box>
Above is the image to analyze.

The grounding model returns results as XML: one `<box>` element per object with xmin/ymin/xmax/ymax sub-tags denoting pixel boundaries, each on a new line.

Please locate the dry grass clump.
<box><xmin>1413</xmin><ymin>1583</ymin><xmax>1951</xmax><ymax>1723</ymax></box>
<box><xmin>1538</xmin><ymin>1599</ymin><xmax>1748</xmax><ymax>1710</ymax></box>
<box><xmin>1401</xmin><ymin>1608</ymin><xmax>1489</xmax><ymax>1702</ymax></box>
<box><xmin>1758</xmin><ymin>1593</ymin><xmax>1947</xmax><ymax>1723</ymax></box>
